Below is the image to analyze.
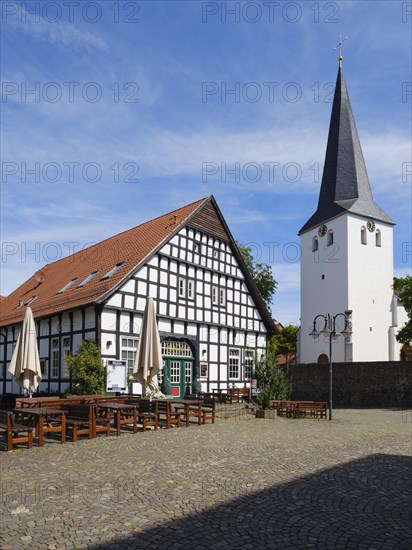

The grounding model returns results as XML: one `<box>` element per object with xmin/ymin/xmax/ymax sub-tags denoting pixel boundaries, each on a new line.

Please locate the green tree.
<box><xmin>254</xmin><ymin>351</ymin><xmax>291</xmax><ymax>409</ymax></box>
<box><xmin>66</xmin><ymin>339</ymin><xmax>106</xmax><ymax>395</ymax></box>
<box><xmin>271</xmin><ymin>325</ymin><xmax>298</xmax><ymax>365</ymax></box>
<box><xmin>238</xmin><ymin>243</ymin><xmax>277</xmax><ymax>308</ymax></box>
<box><xmin>393</xmin><ymin>275</ymin><xmax>412</xmax><ymax>344</ymax></box>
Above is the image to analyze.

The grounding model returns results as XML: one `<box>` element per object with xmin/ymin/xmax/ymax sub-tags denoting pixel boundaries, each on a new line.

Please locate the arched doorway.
<box><xmin>161</xmin><ymin>340</ymin><xmax>194</xmax><ymax>397</ymax></box>
<box><xmin>318</xmin><ymin>353</ymin><xmax>329</xmax><ymax>363</ymax></box>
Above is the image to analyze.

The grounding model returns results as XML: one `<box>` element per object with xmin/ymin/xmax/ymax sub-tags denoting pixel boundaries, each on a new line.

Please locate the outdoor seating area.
<box><xmin>0</xmin><ymin>393</ymin><xmax>217</xmax><ymax>451</ymax></box>
<box><xmin>270</xmin><ymin>400</ymin><xmax>328</xmax><ymax>419</ymax></box>
<box><xmin>212</xmin><ymin>387</ymin><xmax>251</xmax><ymax>404</ymax></box>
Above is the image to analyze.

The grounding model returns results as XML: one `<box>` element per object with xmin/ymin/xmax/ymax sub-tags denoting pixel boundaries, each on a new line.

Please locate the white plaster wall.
<box><xmin>101</xmin><ymin>310</ymin><xmax>117</xmax><ymax>331</ymax></box>
<box><xmin>101</xmin><ymin>333</ymin><xmax>116</xmax><ymax>356</ymax></box>
<box><xmin>107</xmin><ymin>293</ymin><xmax>122</xmax><ymax>307</ymax></box>
<box><xmin>300</xmin><ymin>215</ymin><xmax>349</xmax><ymax>363</ymax></box>
<box><xmin>347</xmin><ymin>216</ymin><xmax>394</xmax><ymax>361</ymax></box>
<box><xmin>300</xmin><ymin>214</ymin><xmax>395</xmax><ymax>363</ymax></box>
<box><xmin>121</xmin><ymin>279</ymin><xmax>135</xmax><ymax>293</ymax></box>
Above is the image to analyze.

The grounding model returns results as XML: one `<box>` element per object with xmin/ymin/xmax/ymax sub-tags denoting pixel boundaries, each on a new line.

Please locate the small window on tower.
<box><xmin>312</xmin><ymin>237</ymin><xmax>318</xmax><ymax>252</ymax></box>
<box><xmin>361</xmin><ymin>226</ymin><xmax>367</xmax><ymax>245</ymax></box>
<box><xmin>327</xmin><ymin>230</ymin><xmax>333</xmax><ymax>246</ymax></box>
<box><xmin>375</xmin><ymin>230</ymin><xmax>381</xmax><ymax>247</ymax></box>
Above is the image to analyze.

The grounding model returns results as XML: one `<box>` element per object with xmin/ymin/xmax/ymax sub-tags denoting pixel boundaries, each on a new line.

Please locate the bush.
<box><xmin>66</xmin><ymin>339</ymin><xmax>106</xmax><ymax>395</ymax></box>
<box><xmin>254</xmin><ymin>351</ymin><xmax>291</xmax><ymax>409</ymax></box>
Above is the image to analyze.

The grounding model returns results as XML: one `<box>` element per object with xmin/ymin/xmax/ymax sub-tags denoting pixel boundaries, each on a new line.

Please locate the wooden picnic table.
<box><xmin>96</xmin><ymin>402</ymin><xmax>137</xmax><ymax>436</ymax></box>
<box><xmin>13</xmin><ymin>407</ymin><xmax>67</xmax><ymax>447</ymax></box>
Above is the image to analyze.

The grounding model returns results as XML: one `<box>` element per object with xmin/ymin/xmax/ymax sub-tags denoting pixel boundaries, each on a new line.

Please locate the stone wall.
<box><xmin>288</xmin><ymin>362</ymin><xmax>411</xmax><ymax>406</ymax></box>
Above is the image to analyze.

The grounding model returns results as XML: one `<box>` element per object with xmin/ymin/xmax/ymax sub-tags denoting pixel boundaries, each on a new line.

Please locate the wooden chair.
<box><xmin>64</xmin><ymin>404</ymin><xmax>94</xmax><ymax>442</ymax></box>
<box><xmin>0</xmin><ymin>410</ymin><xmax>33</xmax><ymax>451</ymax></box>
<box><xmin>157</xmin><ymin>400</ymin><xmax>181</xmax><ymax>429</ymax></box>
<box><xmin>201</xmin><ymin>398</ymin><xmax>216</xmax><ymax>424</ymax></box>
<box><xmin>136</xmin><ymin>400</ymin><xmax>158</xmax><ymax>431</ymax></box>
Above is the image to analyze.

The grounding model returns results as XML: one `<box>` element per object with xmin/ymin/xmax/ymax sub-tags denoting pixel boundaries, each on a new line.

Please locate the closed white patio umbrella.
<box><xmin>8</xmin><ymin>307</ymin><xmax>42</xmax><ymax>396</ymax></box>
<box><xmin>132</xmin><ymin>298</ymin><xmax>163</xmax><ymax>395</ymax></box>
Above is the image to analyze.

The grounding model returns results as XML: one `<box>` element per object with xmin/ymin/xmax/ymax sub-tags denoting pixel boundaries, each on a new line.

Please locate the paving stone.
<box><xmin>1</xmin><ymin>408</ymin><xmax>411</xmax><ymax>549</ymax></box>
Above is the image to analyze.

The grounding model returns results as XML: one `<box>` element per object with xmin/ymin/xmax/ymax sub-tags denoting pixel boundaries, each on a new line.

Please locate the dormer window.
<box><xmin>327</xmin><ymin>230</ymin><xmax>333</xmax><ymax>246</ymax></box>
<box><xmin>57</xmin><ymin>278</ymin><xmax>78</xmax><ymax>294</ymax></box>
<box><xmin>17</xmin><ymin>295</ymin><xmax>38</xmax><ymax>307</ymax></box>
<box><xmin>101</xmin><ymin>262</ymin><xmax>125</xmax><ymax>280</ymax></box>
<box><xmin>312</xmin><ymin>236</ymin><xmax>318</xmax><ymax>252</ymax></box>
<box><xmin>78</xmin><ymin>271</ymin><xmax>99</xmax><ymax>287</ymax></box>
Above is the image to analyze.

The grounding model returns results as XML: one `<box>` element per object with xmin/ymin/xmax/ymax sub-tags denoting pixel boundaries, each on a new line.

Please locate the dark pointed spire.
<box><xmin>299</xmin><ymin>65</ymin><xmax>394</xmax><ymax>235</ymax></box>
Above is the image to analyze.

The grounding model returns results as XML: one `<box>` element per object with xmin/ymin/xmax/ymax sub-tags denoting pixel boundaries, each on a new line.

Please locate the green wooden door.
<box><xmin>163</xmin><ymin>358</ymin><xmax>194</xmax><ymax>398</ymax></box>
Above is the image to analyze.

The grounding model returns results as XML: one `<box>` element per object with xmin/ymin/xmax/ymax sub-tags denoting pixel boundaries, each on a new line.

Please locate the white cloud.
<box><xmin>9</xmin><ymin>7</ymin><xmax>107</xmax><ymax>52</ymax></box>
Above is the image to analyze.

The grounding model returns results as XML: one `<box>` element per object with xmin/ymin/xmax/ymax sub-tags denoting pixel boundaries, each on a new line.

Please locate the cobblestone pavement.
<box><xmin>1</xmin><ymin>408</ymin><xmax>411</xmax><ymax>550</ymax></box>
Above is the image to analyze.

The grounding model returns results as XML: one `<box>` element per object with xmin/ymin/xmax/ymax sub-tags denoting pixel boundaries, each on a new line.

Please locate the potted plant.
<box><xmin>254</xmin><ymin>351</ymin><xmax>291</xmax><ymax>419</ymax></box>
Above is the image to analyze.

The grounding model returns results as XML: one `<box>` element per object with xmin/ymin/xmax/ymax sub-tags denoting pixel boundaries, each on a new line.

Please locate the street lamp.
<box><xmin>309</xmin><ymin>312</ymin><xmax>352</xmax><ymax>421</ymax></box>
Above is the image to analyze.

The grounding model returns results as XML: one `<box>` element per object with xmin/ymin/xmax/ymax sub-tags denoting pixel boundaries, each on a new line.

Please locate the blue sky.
<box><xmin>1</xmin><ymin>0</ymin><xmax>411</xmax><ymax>325</ymax></box>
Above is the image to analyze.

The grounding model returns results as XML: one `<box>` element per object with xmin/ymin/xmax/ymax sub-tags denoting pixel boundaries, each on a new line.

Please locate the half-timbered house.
<box><xmin>0</xmin><ymin>196</ymin><xmax>276</xmax><ymax>397</ymax></box>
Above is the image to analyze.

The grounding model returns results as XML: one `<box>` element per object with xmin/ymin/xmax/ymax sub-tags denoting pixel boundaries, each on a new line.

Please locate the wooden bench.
<box><xmin>226</xmin><ymin>387</ymin><xmax>250</xmax><ymax>404</ymax></box>
<box><xmin>156</xmin><ymin>400</ymin><xmax>181</xmax><ymax>429</ymax></box>
<box><xmin>64</xmin><ymin>404</ymin><xmax>95</xmax><ymax>442</ymax></box>
<box><xmin>134</xmin><ymin>400</ymin><xmax>159</xmax><ymax>431</ymax></box>
<box><xmin>212</xmin><ymin>388</ymin><xmax>228</xmax><ymax>403</ymax></box>
<box><xmin>200</xmin><ymin>398</ymin><xmax>215</xmax><ymax>424</ymax></box>
<box><xmin>174</xmin><ymin>398</ymin><xmax>203</xmax><ymax>426</ymax></box>
<box><xmin>291</xmin><ymin>401</ymin><xmax>327</xmax><ymax>419</ymax></box>
<box><xmin>0</xmin><ymin>410</ymin><xmax>33</xmax><ymax>451</ymax></box>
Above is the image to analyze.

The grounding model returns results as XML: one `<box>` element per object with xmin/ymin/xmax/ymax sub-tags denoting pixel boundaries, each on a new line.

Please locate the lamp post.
<box><xmin>309</xmin><ymin>312</ymin><xmax>352</xmax><ymax>421</ymax></box>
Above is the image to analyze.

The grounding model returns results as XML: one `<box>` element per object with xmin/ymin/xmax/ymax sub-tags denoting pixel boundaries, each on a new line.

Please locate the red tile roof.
<box><xmin>0</xmin><ymin>197</ymin><xmax>209</xmax><ymax>326</ymax></box>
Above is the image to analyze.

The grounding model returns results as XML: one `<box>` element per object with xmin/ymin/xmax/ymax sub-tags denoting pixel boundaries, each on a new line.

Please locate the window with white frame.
<box><xmin>361</xmin><ymin>226</ymin><xmax>367</xmax><ymax>245</ymax></box>
<box><xmin>185</xmin><ymin>361</ymin><xmax>192</xmax><ymax>384</ymax></box>
<box><xmin>219</xmin><ymin>288</ymin><xmax>226</xmax><ymax>306</ymax></box>
<box><xmin>170</xmin><ymin>360</ymin><xmax>180</xmax><ymax>383</ymax></box>
<box><xmin>212</xmin><ymin>286</ymin><xmax>218</xmax><ymax>305</ymax></box>
<box><xmin>51</xmin><ymin>339</ymin><xmax>59</xmax><ymax>377</ymax></box>
<box><xmin>229</xmin><ymin>348</ymin><xmax>240</xmax><ymax>379</ymax></box>
<box><xmin>178</xmin><ymin>277</ymin><xmax>186</xmax><ymax>298</ymax></box>
<box><xmin>40</xmin><ymin>358</ymin><xmax>48</xmax><ymax>376</ymax></box>
<box><xmin>121</xmin><ymin>337</ymin><xmax>138</xmax><ymax>378</ymax></box>
<box><xmin>62</xmin><ymin>337</ymin><xmax>71</xmax><ymax>375</ymax></box>
<box><xmin>162</xmin><ymin>340</ymin><xmax>193</xmax><ymax>357</ymax></box>
<box><xmin>187</xmin><ymin>280</ymin><xmax>194</xmax><ymax>300</ymax></box>
<box><xmin>244</xmin><ymin>349</ymin><xmax>254</xmax><ymax>380</ymax></box>
<box><xmin>312</xmin><ymin>236</ymin><xmax>318</xmax><ymax>252</ymax></box>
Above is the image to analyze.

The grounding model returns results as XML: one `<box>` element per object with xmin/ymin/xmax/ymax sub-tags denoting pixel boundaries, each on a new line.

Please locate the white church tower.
<box><xmin>299</xmin><ymin>60</ymin><xmax>401</xmax><ymax>363</ymax></box>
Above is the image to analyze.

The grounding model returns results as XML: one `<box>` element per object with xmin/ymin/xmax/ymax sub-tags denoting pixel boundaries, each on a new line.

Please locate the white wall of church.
<box><xmin>300</xmin><ymin>215</ymin><xmax>349</xmax><ymax>363</ymax></box>
<box><xmin>300</xmin><ymin>213</ymin><xmax>397</xmax><ymax>363</ymax></box>
<box><xmin>347</xmin><ymin>215</ymin><xmax>394</xmax><ymax>361</ymax></box>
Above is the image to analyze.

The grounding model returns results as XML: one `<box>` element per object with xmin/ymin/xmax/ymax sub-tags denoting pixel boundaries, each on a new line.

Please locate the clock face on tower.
<box><xmin>318</xmin><ymin>224</ymin><xmax>328</xmax><ymax>237</ymax></box>
<box><xmin>367</xmin><ymin>219</ymin><xmax>375</xmax><ymax>232</ymax></box>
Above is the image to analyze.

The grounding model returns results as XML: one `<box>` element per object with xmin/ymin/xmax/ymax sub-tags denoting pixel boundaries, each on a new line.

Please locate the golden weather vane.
<box><xmin>332</xmin><ymin>34</ymin><xmax>348</xmax><ymax>64</ymax></box>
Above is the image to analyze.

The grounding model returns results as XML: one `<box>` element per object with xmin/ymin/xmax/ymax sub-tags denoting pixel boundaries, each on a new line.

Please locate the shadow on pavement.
<box><xmin>88</xmin><ymin>453</ymin><xmax>412</xmax><ymax>549</ymax></box>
